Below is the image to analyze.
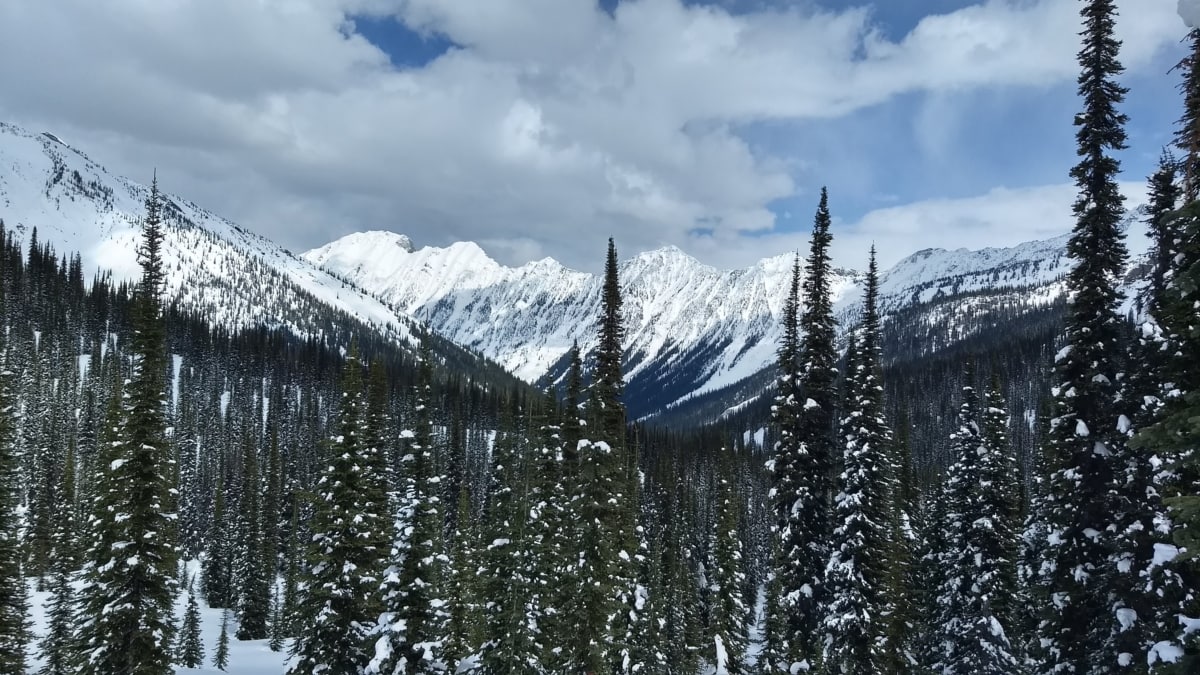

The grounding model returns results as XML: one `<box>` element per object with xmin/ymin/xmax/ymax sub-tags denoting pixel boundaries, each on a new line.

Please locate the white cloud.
<box><xmin>687</xmin><ymin>181</ymin><xmax>1153</xmax><ymax>272</ymax></box>
<box><xmin>0</xmin><ymin>0</ymin><xmax>1185</xmax><ymax>271</ymax></box>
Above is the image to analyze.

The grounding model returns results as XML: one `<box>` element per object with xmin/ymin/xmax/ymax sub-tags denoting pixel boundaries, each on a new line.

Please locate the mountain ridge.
<box><xmin>305</xmin><ymin>220</ymin><xmax>1089</xmax><ymax>417</ymax></box>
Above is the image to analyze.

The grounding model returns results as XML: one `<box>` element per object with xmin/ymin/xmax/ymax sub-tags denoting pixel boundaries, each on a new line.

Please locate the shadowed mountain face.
<box><xmin>0</xmin><ymin>120</ymin><xmax>1149</xmax><ymax>423</ymax></box>
<box><xmin>305</xmin><ymin>226</ymin><xmax>1098</xmax><ymax>420</ymax></box>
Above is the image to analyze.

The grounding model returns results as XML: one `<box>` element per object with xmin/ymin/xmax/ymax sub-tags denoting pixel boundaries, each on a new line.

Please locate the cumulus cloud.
<box><xmin>0</xmin><ymin>0</ymin><xmax>1185</xmax><ymax>271</ymax></box>
<box><xmin>685</xmin><ymin>180</ymin><xmax>1152</xmax><ymax>272</ymax></box>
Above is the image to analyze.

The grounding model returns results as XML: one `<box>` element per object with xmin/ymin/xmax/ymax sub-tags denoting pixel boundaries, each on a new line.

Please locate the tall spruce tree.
<box><xmin>203</xmin><ymin>475</ymin><xmax>234</xmax><ymax>608</ymax></box>
<box><xmin>442</xmin><ymin>483</ymin><xmax>482</xmax><ymax>673</ymax></box>
<box><xmin>0</xmin><ymin>278</ymin><xmax>27</xmax><ymax>675</ymax></box>
<box><xmin>1032</xmin><ymin>1</ymin><xmax>1137</xmax><ymax>671</ymax></box>
<box><xmin>1130</xmin><ymin>26</ymin><xmax>1200</xmax><ymax>672</ymax></box>
<box><xmin>75</xmin><ymin>176</ymin><xmax>177</xmax><ymax>675</ymax></box>
<box><xmin>788</xmin><ymin>187</ymin><xmax>839</xmax><ymax>667</ymax></box>
<box><xmin>569</xmin><ymin>238</ymin><xmax>632</xmax><ymax>672</ymax></box>
<box><xmin>288</xmin><ymin>347</ymin><xmax>381</xmax><ymax>675</ymax></box>
<box><xmin>480</xmin><ymin>406</ymin><xmax>538</xmax><ymax>673</ymax></box>
<box><xmin>707</xmin><ymin>463</ymin><xmax>749</xmax><ymax>675</ymax></box>
<box><xmin>821</xmin><ymin>247</ymin><xmax>893</xmax><ymax>675</ymax></box>
<box><xmin>371</xmin><ymin>352</ymin><xmax>445</xmax><ymax>675</ymax></box>
<box><xmin>768</xmin><ymin>252</ymin><xmax>801</xmax><ymax>667</ymax></box>
<box><xmin>177</xmin><ymin>576</ymin><xmax>205</xmax><ymax>669</ymax></box>
<box><xmin>38</xmin><ymin>444</ymin><xmax>77</xmax><ymax>675</ymax></box>
<box><xmin>234</xmin><ymin>432</ymin><xmax>270</xmax><ymax>640</ymax></box>
<box><xmin>934</xmin><ymin>374</ymin><xmax>1022</xmax><ymax>674</ymax></box>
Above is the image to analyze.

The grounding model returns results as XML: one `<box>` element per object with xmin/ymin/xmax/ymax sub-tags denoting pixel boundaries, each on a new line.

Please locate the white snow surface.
<box><xmin>26</xmin><ymin>565</ymin><xmax>286</xmax><ymax>674</ymax></box>
<box><xmin>307</xmin><ymin>223</ymin><xmax>1081</xmax><ymax>409</ymax></box>
<box><xmin>0</xmin><ymin>120</ymin><xmax>1156</xmax><ymax>416</ymax></box>
<box><xmin>0</xmin><ymin>122</ymin><xmax>417</xmax><ymax>347</ymax></box>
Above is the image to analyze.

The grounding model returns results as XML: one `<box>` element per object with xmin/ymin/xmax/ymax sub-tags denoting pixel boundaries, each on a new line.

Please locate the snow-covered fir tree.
<box><xmin>74</xmin><ymin>176</ymin><xmax>178</xmax><ymax>675</ymax></box>
<box><xmin>177</xmin><ymin>576</ymin><xmax>206</xmax><ymax>669</ymax></box>
<box><xmin>1028</xmin><ymin>1</ymin><xmax>1143</xmax><ymax>671</ymax></box>
<box><xmin>480</xmin><ymin>407</ymin><xmax>539</xmax><ymax>673</ymax></box>
<box><xmin>288</xmin><ymin>347</ymin><xmax>384</xmax><ymax>675</ymax></box>
<box><xmin>778</xmin><ymin>188</ymin><xmax>840</xmax><ymax>670</ymax></box>
<box><xmin>821</xmin><ymin>247</ymin><xmax>894</xmax><ymax>675</ymax></box>
<box><xmin>934</xmin><ymin>374</ymin><xmax>1022</xmax><ymax>674</ymax></box>
<box><xmin>371</xmin><ymin>352</ymin><xmax>446</xmax><ymax>675</ymax></box>
<box><xmin>706</xmin><ymin>461</ymin><xmax>749</xmax><ymax>675</ymax></box>
<box><xmin>0</xmin><ymin>284</ymin><xmax>27</xmax><ymax>675</ymax></box>
<box><xmin>234</xmin><ymin>432</ymin><xmax>271</xmax><ymax>640</ymax></box>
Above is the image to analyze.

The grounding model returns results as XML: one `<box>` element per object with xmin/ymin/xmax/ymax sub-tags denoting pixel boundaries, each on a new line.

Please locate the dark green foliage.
<box><xmin>288</xmin><ymin>347</ymin><xmax>383</xmax><ymax>675</ymax></box>
<box><xmin>934</xmin><ymin>376</ymin><xmax>1021</xmax><ymax>674</ymax></box>
<box><xmin>442</xmin><ymin>483</ymin><xmax>482</xmax><ymax>673</ymax></box>
<box><xmin>707</xmin><ymin>465</ymin><xmax>749</xmax><ymax>674</ymax></box>
<box><xmin>1031</xmin><ymin>1</ymin><xmax>1137</xmax><ymax>671</ymax></box>
<box><xmin>214</xmin><ymin>610</ymin><xmax>230</xmax><ymax>671</ymax></box>
<box><xmin>785</xmin><ymin>188</ymin><xmax>839</xmax><ymax>666</ymax></box>
<box><xmin>373</xmin><ymin>352</ymin><xmax>445</xmax><ymax>675</ymax></box>
<box><xmin>74</xmin><ymin>177</ymin><xmax>177</xmax><ymax>675</ymax></box>
<box><xmin>178</xmin><ymin>577</ymin><xmax>205</xmax><ymax>668</ymax></box>
<box><xmin>235</xmin><ymin>433</ymin><xmax>270</xmax><ymax>640</ymax></box>
<box><xmin>481</xmin><ymin>408</ymin><xmax>539</xmax><ymax>673</ymax></box>
<box><xmin>38</xmin><ymin>444</ymin><xmax>77</xmax><ymax>675</ymax></box>
<box><xmin>821</xmin><ymin>248</ymin><xmax>893</xmax><ymax>674</ymax></box>
<box><xmin>0</xmin><ymin>331</ymin><xmax>27</xmax><ymax>675</ymax></box>
<box><xmin>203</xmin><ymin>477</ymin><xmax>234</xmax><ymax>608</ymax></box>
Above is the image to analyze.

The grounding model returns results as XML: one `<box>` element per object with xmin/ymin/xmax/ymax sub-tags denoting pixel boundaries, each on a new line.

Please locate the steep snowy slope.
<box><xmin>0</xmin><ymin>122</ymin><xmax>417</xmax><ymax>345</ymax></box>
<box><xmin>306</xmin><ymin>225</ymin><xmax>1082</xmax><ymax>418</ymax></box>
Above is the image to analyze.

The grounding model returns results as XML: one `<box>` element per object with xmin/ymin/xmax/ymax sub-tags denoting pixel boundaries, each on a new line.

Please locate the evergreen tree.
<box><xmin>1130</xmin><ymin>27</ymin><xmax>1200</xmax><ymax>672</ymax></box>
<box><xmin>934</xmin><ymin>375</ymin><xmax>1021</xmax><ymax>674</ymax></box>
<box><xmin>480</xmin><ymin>407</ymin><xmax>538</xmax><ymax>673</ymax></box>
<box><xmin>821</xmin><ymin>247</ymin><xmax>893</xmax><ymax>675</ymax></box>
<box><xmin>882</xmin><ymin>408</ymin><xmax>920</xmax><ymax>673</ymax></box>
<box><xmin>568</xmin><ymin>238</ymin><xmax>632</xmax><ymax>672</ymax></box>
<box><xmin>234</xmin><ymin>432</ymin><xmax>270</xmax><ymax>640</ymax></box>
<box><xmin>0</xmin><ymin>311</ymin><xmax>27</xmax><ymax>675</ymax></box>
<box><xmin>288</xmin><ymin>347</ymin><xmax>382</xmax><ymax>675</ymax></box>
<box><xmin>178</xmin><ymin>576</ymin><xmax>206</xmax><ymax>669</ymax></box>
<box><xmin>527</xmin><ymin>390</ymin><xmax>564</xmax><ymax>668</ymax></box>
<box><xmin>74</xmin><ymin>175</ymin><xmax>177</xmax><ymax>675</ymax></box>
<box><xmin>787</xmin><ymin>189</ymin><xmax>839</xmax><ymax>668</ymax></box>
<box><xmin>979</xmin><ymin>380</ymin><xmax>1021</xmax><ymax>635</ymax></box>
<box><xmin>758</xmin><ymin>540</ymin><xmax>789</xmax><ymax>674</ymax></box>
<box><xmin>214</xmin><ymin>609</ymin><xmax>230</xmax><ymax>671</ymax></box>
<box><xmin>707</xmin><ymin>463</ymin><xmax>749</xmax><ymax>675</ymax></box>
<box><xmin>1145</xmin><ymin>152</ymin><xmax>1181</xmax><ymax>313</ymax></box>
<box><xmin>442</xmin><ymin>483</ymin><xmax>482</xmax><ymax>673</ymax></box>
<box><xmin>769</xmin><ymin>251</ymin><xmax>801</xmax><ymax>668</ymax></box>
<box><xmin>38</xmin><ymin>444</ymin><xmax>77</xmax><ymax>675</ymax></box>
<box><xmin>203</xmin><ymin>476</ymin><xmax>234</xmax><ymax>608</ymax></box>
<box><xmin>1032</xmin><ymin>1</ymin><xmax>1138</xmax><ymax>671</ymax></box>
<box><xmin>547</xmin><ymin>344</ymin><xmax>585</xmax><ymax>673</ymax></box>
<box><xmin>371</xmin><ymin>352</ymin><xmax>445</xmax><ymax>675</ymax></box>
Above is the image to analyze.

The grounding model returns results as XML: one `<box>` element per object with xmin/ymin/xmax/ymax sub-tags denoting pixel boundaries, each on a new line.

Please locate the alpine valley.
<box><xmin>0</xmin><ymin>120</ymin><xmax>1150</xmax><ymax>449</ymax></box>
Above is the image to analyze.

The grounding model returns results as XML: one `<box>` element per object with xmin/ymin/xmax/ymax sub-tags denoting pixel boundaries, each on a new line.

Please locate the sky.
<box><xmin>0</xmin><ymin>0</ymin><xmax>1191</xmax><ymax>272</ymax></box>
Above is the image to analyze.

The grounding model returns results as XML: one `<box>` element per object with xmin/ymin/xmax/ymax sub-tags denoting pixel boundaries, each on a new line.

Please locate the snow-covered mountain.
<box><xmin>305</xmin><ymin>227</ymin><xmax>1083</xmax><ymax>418</ymax></box>
<box><xmin>0</xmin><ymin>119</ymin><xmax>1133</xmax><ymax>421</ymax></box>
<box><xmin>0</xmin><ymin>122</ymin><xmax>420</xmax><ymax>346</ymax></box>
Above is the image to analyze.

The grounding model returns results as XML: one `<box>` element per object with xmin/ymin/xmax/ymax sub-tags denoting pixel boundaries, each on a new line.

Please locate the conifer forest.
<box><xmin>5</xmin><ymin>1</ymin><xmax>1200</xmax><ymax>674</ymax></box>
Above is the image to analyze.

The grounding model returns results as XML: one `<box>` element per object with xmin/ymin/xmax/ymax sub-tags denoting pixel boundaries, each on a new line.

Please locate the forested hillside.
<box><xmin>1</xmin><ymin>1</ymin><xmax>1200</xmax><ymax>674</ymax></box>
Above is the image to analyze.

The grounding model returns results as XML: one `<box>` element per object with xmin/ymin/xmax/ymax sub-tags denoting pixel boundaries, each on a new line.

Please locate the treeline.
<box><xmin>763</xmin><ymin>2</ymin><xmax>1200</xmax><ymax>673</ymax></box>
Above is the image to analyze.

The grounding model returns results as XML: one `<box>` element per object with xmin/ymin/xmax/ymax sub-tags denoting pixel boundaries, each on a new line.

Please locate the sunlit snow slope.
<box><xmin>307</xmin><ymin>226</ymin><xmax>1084</xmax><ymax>418</ymax></box>
<box><xmin>0</xmin><ymin>123</ymin><xmax>416</xmax><ymax>345</ymax></box>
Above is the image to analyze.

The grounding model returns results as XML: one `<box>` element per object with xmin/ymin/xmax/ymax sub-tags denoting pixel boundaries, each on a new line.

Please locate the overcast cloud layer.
<box><xmin>0</xmin><ymin>0</ymin><xmax>1188</xmax><ymax>271</ymax></box>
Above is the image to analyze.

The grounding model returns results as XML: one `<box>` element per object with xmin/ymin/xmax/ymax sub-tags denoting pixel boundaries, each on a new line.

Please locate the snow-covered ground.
<box><xmin>25</xmin><ymin>561</ymin><xmax>288</xmax><ymax>674</ymax></box>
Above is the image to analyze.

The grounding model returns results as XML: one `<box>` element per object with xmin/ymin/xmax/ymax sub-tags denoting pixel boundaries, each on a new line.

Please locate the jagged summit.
<box><xmin>306</xmin><ymin>218</ymin><xmax>1088</xmax><ymax>417</ymax></box>
<box><xmin>0</xmin><ymin>118</ymin><xmax>1131</xmax><ymax>419</ymax></box>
